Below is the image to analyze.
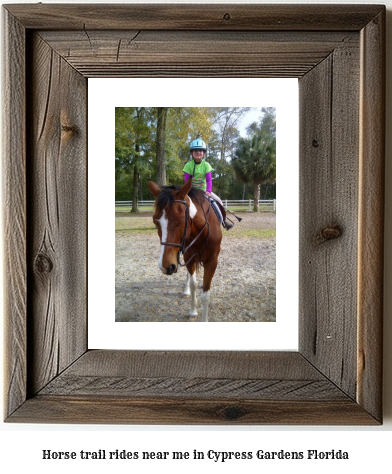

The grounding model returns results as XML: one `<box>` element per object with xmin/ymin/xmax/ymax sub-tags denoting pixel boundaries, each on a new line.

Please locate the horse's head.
<box><xmin>148</xmin><ymin>179</ymin><xmax>195</xmax><ymax>275</ymax></box>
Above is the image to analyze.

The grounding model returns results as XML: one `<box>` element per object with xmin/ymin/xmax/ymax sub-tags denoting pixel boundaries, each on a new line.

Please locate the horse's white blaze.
<box><xmin>157</xmin><ymin>210</ymin><xmax>168</xmax><ymax>273</ymax></box>
<box><xmin>188</xmin><ymin>196</ymin><xmax>197</xmax><ymax>219</ymax></box>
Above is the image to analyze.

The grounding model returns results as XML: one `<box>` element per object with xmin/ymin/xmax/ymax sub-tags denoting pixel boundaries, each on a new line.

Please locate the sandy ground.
<box><xmin>115</xmin><ymin>212</ymin><xmax>276</xmax><ymax>322</ymax></box>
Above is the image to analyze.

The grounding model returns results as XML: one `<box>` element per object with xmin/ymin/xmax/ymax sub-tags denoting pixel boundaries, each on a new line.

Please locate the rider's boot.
<box><xmin>223</xmin><ymin>220</ymin><xmax>234</xmax><ymax>230</ymax></box>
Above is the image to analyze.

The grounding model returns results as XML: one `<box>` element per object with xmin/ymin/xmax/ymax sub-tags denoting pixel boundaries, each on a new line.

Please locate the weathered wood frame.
<box><xmin>3</xmin><ymin>4</ymin><xmax>385</xmax><ymax>424</ymax></box>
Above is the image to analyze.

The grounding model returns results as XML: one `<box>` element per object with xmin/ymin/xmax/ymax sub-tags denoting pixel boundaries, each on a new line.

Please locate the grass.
<box><xmin>226</xmin><ymin>228</ymin><xmax>276</xmax><ymax>239</ymax></box>
<box><xmin>115</xmin><ymin>215</ymin><xmax>276</xmax><ymax>239</ymax></box>
<box><xmin>115</xmin><ymin>206</ymin><xmax>154</xmax><ymax>213</ymax></box>
<box><xmin>227</xmin><ymin>206</ymin><xmax>275</xmax><ymax>213</ymax></box>
<box><xmin>117</xmin><ymin>227</ymin><xmax>157</xmax><ymax>234</ymax></box>
<box><xmin>115</xmin><ymin>217</ymin><xmax>155</xmax><ymax>232</ymax></box>
<box><xmin>115</xmin><ymin>205</ymin><xmax>274</xmax><ymax>214</ymax></box>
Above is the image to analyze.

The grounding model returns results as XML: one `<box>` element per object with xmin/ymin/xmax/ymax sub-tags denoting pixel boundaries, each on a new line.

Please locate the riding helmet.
<box><xmin>190</xmin><ymin>138</ymin><xmax>207</xmax><ymax>152</ymax></box>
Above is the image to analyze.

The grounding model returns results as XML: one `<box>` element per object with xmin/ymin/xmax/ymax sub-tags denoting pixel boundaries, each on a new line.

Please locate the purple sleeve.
<box><xmin>184</xmin><ymin>172</ymin><xmax>192</xmax><ymax>183</ymax></box>
<box><xmin>205</xmin><ymin>172</ymin><xmax>212</xmax><ymax>193</ymax></box>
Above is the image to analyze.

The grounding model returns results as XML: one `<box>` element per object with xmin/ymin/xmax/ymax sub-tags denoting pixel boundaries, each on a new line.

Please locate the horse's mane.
<box><xmin>155</xmin><ymin>185</ymin><xmax>206</xmax><ymax>212</ymax></box>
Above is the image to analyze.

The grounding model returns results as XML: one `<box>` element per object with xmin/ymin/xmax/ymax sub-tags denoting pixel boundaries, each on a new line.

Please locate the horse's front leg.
<box><xmin>201</xmin><ymin>257</ymin><xmax>218</xmax><ymax>322</ymax></box>
<box><xmin>185</xmin><ymin>264</ymin><xmax>198</xmax><ymax>319</ymax></box>
<box><xmin>200</xmin><ymin>290</ymin><xmax>210</xmax><ymax>322</ymax></box>
<box><xmin>183</xmin><ymin>270</ymin><xmax>191</xmax><ymax>296</ymax></box>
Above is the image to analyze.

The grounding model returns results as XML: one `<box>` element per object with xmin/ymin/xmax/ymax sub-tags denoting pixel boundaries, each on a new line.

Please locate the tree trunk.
<box><xmin>220</xmin><ymin>136</ymin><xmax>226</xmax><ymax>162</ymax></box>
<box><xmin>264</xmin><ymin>183</ymin><xmax>269</xmax><ymax>199</ymax></box>
<box><xmin>253</xmin><ymin>183</ymin><xmax>260</xmax><ymax>212</ymax></box>
<box><xmin>156</xmin><ymin>107</ymin><xmax>168</xmax><ymax>186</ymax></box>
<box><xmin>131</xmin><ymin>145</ymin><xmax>140</xmax><ymax>213</ymax></box>
<box><xmin>242</xmin><ymin>183</ymin><xmax>246</xmax><ymax>200</ymax></box>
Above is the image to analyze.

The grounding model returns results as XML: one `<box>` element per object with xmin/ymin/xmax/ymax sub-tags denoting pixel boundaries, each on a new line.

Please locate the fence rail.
<box><xmin>115</xmin><ymin>199</ymin><xmax>276</xmax><ymax>212</ymax></box>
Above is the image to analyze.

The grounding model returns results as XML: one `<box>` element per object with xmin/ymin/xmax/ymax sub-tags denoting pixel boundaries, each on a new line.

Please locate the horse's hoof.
<box><xmin>182</xmin><ymin>293</ymin><xmax>190</xmax><ymax>298</ymax></box>
<box><xmin>189</xmin><ymin>315</ymin><xmax>198</xmax><ymax>322</ymax></box>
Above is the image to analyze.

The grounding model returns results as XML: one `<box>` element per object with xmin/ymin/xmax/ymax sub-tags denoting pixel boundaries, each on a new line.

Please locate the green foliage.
<box><xmin>115</xmin><ymin>169</ymin><xmax>133</xmax><ymax>201</ymax></box>
<box><xmin>232</xmin><ymin>108</ymin><xmax>276</xmax><ymax>191</ymax></box>
<box><xmin>115</xmin><ymin>107</ymin><xmax>276</xmax><ymax>204</ymax></box>
<box><xmin>115</xmin><ymin>107</ymin><xmax>154</xmax><ymax>171</ymax></box>
<box><xmin>165</xmin><ymin>107</ymin><xmax>215</xmax><ymax>183</ymax></box>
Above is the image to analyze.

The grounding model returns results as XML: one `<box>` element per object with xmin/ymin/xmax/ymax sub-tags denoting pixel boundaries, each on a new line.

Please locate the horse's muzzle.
<box><xmin>166</xmin><ymin>264</ymin><xmax>177</xmax><ymax>275</ymax></box>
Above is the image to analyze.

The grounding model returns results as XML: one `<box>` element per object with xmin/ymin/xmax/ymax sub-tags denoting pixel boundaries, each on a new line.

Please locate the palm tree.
<box><xmin>232</xmin><ymin>130</ymin><xmax>276</xmax><ymax>212</ymax></box>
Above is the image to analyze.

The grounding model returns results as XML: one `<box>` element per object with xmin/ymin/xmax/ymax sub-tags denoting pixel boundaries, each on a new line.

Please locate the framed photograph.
<box><xmin>3</xmin><ymin>4</ymin><xmax>385</xmax><ymax>424</ymax></box>
<box><xmin>89</xmin><ymin>79</ymin><xmax>298</xmax><ymax>351</ymax></box>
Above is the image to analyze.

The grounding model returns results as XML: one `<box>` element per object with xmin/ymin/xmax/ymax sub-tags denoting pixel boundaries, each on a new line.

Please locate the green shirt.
<box><xmin>182</xmin><ymin>160</ymin><xmax>213</xmax><ymax>191</ymax></box>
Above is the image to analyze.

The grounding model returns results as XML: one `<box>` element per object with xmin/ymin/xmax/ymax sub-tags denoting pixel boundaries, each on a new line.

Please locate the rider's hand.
<box><xmin>205</xmin><ymin>192</ymin><xmax>211</xmax><ymax>197</ymax></box>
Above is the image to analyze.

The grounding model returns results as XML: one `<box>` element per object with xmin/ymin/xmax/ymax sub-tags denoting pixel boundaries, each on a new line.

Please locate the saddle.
<box><xmin>207</xmin><ymin>197</ymin><xmax>226</xmax><ymax>224</ymax></box>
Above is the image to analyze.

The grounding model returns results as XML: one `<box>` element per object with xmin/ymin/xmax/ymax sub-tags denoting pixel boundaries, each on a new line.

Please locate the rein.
<box><xmin>160</xmin><ymin>197</ymin><xmax>211</xmax><ymax>266</ymax></box>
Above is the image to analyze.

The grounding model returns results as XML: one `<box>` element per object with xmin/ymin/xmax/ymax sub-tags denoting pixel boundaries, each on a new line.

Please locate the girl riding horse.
<box><xmin>183</xmin><ymin>139</ymin><xmax>234</xmax><ymax>230</ymax></box>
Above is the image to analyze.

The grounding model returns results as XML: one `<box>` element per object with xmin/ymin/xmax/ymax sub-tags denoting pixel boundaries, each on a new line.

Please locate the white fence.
<box><xmin>115</xmin><ymin>199</ymin><xmax>276</xmax><ymax>212</ymax></box>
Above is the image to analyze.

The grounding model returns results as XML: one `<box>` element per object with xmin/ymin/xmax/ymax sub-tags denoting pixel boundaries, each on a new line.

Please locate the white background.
<box><xmin>88</xmin><ymin>77</ymin><xmax>299</xmax><ymax>350</ymax></box>
<box><xmin>1</xmin><ymin>0</ymin><xmax>391</xmax><ymax>472</ymax></box>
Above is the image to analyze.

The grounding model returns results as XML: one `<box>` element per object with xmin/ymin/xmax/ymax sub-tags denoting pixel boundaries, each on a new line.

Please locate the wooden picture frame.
<box><xmin>3</xmin><ymin>4</ymin><xmax>385</xmax><ymax>424</ymax></box>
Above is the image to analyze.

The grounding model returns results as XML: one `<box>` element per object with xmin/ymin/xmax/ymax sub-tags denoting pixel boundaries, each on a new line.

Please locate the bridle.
<box><xmin>160</xmin><ymin>197</ymin><xmax>211</xmax><ymax>266</ymax></box>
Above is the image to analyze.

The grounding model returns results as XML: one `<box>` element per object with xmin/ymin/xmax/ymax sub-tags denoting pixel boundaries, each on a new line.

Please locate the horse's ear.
<box><xmin>148</xmin><ymin>180</ymin><xmax>161</xmax><ymax>197</ymax></box>
<box><xmin>176</xmin><ymin>178</ymin><xmax>192</xmax><ymax>200</ymax></box>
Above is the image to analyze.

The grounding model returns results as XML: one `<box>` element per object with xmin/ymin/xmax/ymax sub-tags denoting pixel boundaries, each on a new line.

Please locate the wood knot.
<box><xmin>61</xmin><ymin>124</ymin><xmax>77</xmax><ymax>133</ymax></box>
<box><xmin>34</xmin><ymin>252</ymin><xmax>53</xmax><ymax>274</ymax></box>
<box><xmin>315</xmin><ymin>225</ymin><xmax>342</xmax><ymax>245</ymax></box>
<box><xmin>312</xmin><ymin>139</ymin><xmax>319</xmax><ymax>148</ymax></box>
<box><xmin>223</xmin><ymin>405</ymin><xmax>245</xmax><ymax>420</ymax></box>
<box><xmin>223</xmin><ymin>13</ymin><xmax>231</xmax><ymax>21</ymax></box>
<box><xmin>61</xmin><ymin>110</ymin><xmax>77</xmax><ymax>136</ymax></box>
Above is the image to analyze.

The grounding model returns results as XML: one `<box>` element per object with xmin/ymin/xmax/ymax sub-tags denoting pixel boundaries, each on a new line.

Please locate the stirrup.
<box><xmin>223</xmin><ymin>219</ymin><xmax>234</xmax><ymax>230</ymax></box>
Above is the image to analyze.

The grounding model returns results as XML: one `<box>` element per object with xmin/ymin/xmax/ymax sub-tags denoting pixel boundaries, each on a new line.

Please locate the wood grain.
<box><xmin>38</xmin><ymin>352</ymin><xmax>347</xmax><ymax>400</ymax></box>
<box><xmin>38</xmin><ymin>30</ymin><xmax>358</xmax><ymax>78</ymax></box>
<box><xmin>10</xmin><ymin>396</ymin><xmax>378</xmax><ymax>425</ymax></box>
<box><xmin>4</xmin><ymin>4</ymin><xmax>384</xmax><ymax>31</ymax></box>
<box><xmin>2</xmin><ymin>9</ymin><xmax>27</xmax><ymax>419</ymax></box>
<box><xmin>299</xmin><ymin>41</ymin><xmax>360</xmax><ymax>399</ymax></box>
<box><xmin>57</xmin><ymin>350</ymin><xmax>324</xmax><ymax>379</ymax></box>
<box><xmin>357</xmin><ymin>9</ymin><xmax>385</xmax><ymax>422</ymax></box>
<box><xmin>27</xmin><ymin>33</ymin><xmax>87</xmax><ymax>395</ymax></box>
<box><xmin>6</xmin><ymin>351</ymin><xmax>379</xmax><ymax>424</ymax></box>
<box><xmin>39</xmin><ymin>377</ymin><xmax>347</xmax><ymax>401</ymax></box>
<box><xmin>2</xmin><ymin>3</ymin><xmax>385</xmax><ymax>425</ymax></box>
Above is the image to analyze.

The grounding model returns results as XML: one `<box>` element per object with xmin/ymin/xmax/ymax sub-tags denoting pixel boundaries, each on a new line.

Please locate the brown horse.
<box><xmin>148</xmin><ymin>179</ymin><xmax>222</xmax><ymax>322</ymax></box>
